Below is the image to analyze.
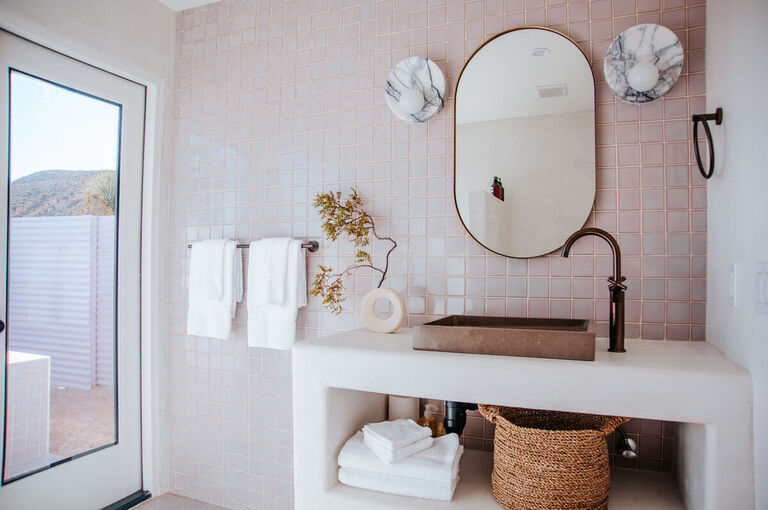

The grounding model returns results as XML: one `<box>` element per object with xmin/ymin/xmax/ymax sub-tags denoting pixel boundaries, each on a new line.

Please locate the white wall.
<box><xmin>456</xmin><ymin>111</ymin><xmax>595</xmax><ymax>257</ymax></box>
<box><xmin>706</xmin><ymin>0</ymin><xmax>768</xmax><ymax>506</ymax></box>
<box><xmin>0</xmin><ymin>0</ymin><xmax>175</xmax><ymax>494</ymax></box>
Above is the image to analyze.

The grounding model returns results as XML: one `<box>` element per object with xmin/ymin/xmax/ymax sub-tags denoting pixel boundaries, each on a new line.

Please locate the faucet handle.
<box><xmin>607</xmin><ymin>276</ymin><xmax>627</xmax><ymax>291</ymax></box>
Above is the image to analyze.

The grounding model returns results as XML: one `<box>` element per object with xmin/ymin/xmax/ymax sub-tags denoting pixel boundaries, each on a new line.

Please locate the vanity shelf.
<box><xmin>327</xmin><ymin>449</ymin><xmax>683</xmax><ymax>509</ymax></box>
<box><xmin>293</xmin><ymin>329</ymin><xmax>753</xmax><ymax>510</ymax></box>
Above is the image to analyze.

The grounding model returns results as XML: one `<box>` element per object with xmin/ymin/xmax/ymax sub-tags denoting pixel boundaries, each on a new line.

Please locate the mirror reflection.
<box><xmin>455</xmin><ymin>28</ymin><xmax>596</xmax><ymax>258</ymax></box>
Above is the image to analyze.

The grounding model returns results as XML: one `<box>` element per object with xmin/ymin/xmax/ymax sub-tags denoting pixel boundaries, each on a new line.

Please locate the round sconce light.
<box><xmin>385</xmin><ymin>56</ymin><xmax>445</xmax><ymax>123</ymax></box>
<box><xmin>604</xmin><ymin>24</ymin><xmax>683</xmax><ymax>104</ymax></box>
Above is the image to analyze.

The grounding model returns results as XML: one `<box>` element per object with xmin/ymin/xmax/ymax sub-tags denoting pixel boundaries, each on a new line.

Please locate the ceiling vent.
<box><xmin>536</xmin><ymin>84</ymin><xmax>568</xmax><ymax>98</ymax></box>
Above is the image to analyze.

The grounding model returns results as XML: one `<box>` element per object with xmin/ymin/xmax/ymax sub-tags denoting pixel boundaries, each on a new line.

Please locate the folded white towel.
<box><xmin>362</xmin><ymin>419</ymin><xmax>433</xmax><ymax>450</ymax></box>
<box><xmin>364</xmin><ymin>434</ymin><xmax>434</xmax><ymax>463</ymax></box>
<box><xmin>187</xmin><ymin>240</ymin><xmax>243</xmax><ymax>339</ymax></box>
<box><xmin>247</xmin><ymin>238</ymin><xmax>307</xmax><ymax>350</ymax></box>
<box><xmin>338</xmin><ymin>467</ymin><xmax>459</xmax><ymax>502</ymax></box>
<box><xmin>340</xmin><ymin>432</ymin><xmax>463</xmax><ymax>483</ymax></box>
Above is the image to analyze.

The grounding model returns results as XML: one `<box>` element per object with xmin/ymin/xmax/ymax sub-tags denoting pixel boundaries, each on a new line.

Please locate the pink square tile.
<box><xmin>590</xmin><ymin>0</ymin><xmax>612</xmax><ymax>19</ymax></box>
<box><xmin>617</xmin><ymin>123</ymin><xmax>639</xmax><ymax>144</ymax></box>
<box><xmin>618</xmin><ymin>146</ymin><xmax>641</xmax><ymax>167</ymax></box>
<box><xmin>613</xmin><ymin>0</ymin><xmax>637</xmax><ymax>16</ymax></box>
<box><xmin>642</xmin><ymin>166</ymin><xmax>665</xmax><ymax>187</ymax></box>
<box><xmin>667</xmin><ymin>279</ymin><xmax>690</xmax><ymax>301</ymax></box>
<box><xmin>639</xmin><ymin>100</ymin><xmax>663</xmax><ymax>121</ymax></box>
<box><xmin>638</xmin><ymin>0</ymin><xmax>660</xmax><ymax>12</ymax></box>
<box><xmin>662</xmin><ymin>8</ymin><xmax>686</xmax><ymax>29</ymax></box>
<box><xmin>613</xmin><ymin>16</ymin><xmax>637</xmax><ymax>37</ymax></box>
<box><xmin>666</xmin><ymin>188</ymin><xmax>689</xmax><ymax>210</ymax></box>
<box><xmin>641</xmin><ymin>143</ymin><xmax>664</xmax><ymax>165</ymax></box>
<box><xmin>573</xmin><ymin>279</ymin><xmax>594</xmax><ymax>298</ymax></box>
<box><xmin>642</xmin><ymin>234</ymin><xmax>665</xmax><ymax>255</ymax></box>
<box><xmin>640</xmin><ymin>324</ymin><xmax>664</xmax><ymax>340</ymax></box>
<box><xmin>617</xmin><ymin>102</ymin><xmax>640</xmax><ymax>122</ymax></box>
<box><xmin>526</xmin><ymin>8</ymin><xmax>546</xmax><ymax>25</ymax></box>
<box><xmin>640</xmin><ymin>122</ymin><xmax>663</xmax><ymax>142</ymax></box>
<box><xmin>643</xmin><ymin>257</ymin><xmax>666</xmax><ymax>278</ymax></box>
<box><xmin>528</xmin><ymin>299</ymin><xmax>549</xmax><ymax>318</ymax></box>
<box><xmin>688</xmin><ymin>28</ymin><xmax>705</xmax><ymax>50</ymax></box>
<box><xmin>620</xmin><ymin>234</ymin><xmax>642</xmax><ymax>257</ymax></box>
<box><xmin>619</xmin><ymin>189</ymin><xmax>641</xmax><ymax>210</ymax></box>
<box><xmin>642</xmin><ymin>189</ymin><xmax>664</xmax><ymax>210</ymax></box>
<box><xmin>551</xmin><ymin>279</ymin><xmax>571</xmax><ymax>298</ymax></box>
<box><xmin>547</xmin><ymin>5</ymin><xmax>566</xmax><ymax>24</ymax></box>
<box><xmin>667</xmin><ymin>257</ymin><xmax>691</xmax><ymax>278</ymax></box>
<box><xmin>590</xmin><ymin>19</ymin><xmax>613</xmax><ymax>40</ymax></box>
<box><xmin>572</xmin><ymin>299</ymin><xmax>594</xmax><ymax>319</ymax></box>
<box><xmin>637</xmin><ymin>12</ymin><xmax>661</xmax><ymax>24</ymax></box>
<box><xmin>569</xmin><ymin>3</ymin><xmax>589</xmax><ymax>22</ymax></box>
<box><xmin>667</xmin><ymin>211</ymin><xmax>689</xmax><ymax>232</ymax></box>
<box><xmin>619</xmin><ymin>212</ymin><xmax>641</xmax><ymax>233</ymax></box>
<box><xmin>666</xmin><ymin>302</ymin><xmax>690</xmax><ymax>324</ymax></box>
<box><xmin>643</xmin><ymin>302</ymin><xmax>665</xmax><ymax>323</ymax></box>
<box><xmin>619</xmin><ymin>167</ymin><xmax>641</xmax><ymax>188</ymax></box>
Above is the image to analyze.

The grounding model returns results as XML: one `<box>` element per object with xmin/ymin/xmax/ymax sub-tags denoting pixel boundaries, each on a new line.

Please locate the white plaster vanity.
<box><xmin>293</xmin><ymin>329</ymin><xmax>754</xmax><ymax>509</ymax></box>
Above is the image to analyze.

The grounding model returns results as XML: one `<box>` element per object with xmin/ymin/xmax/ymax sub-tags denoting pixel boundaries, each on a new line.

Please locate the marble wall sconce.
<box><xmin>385</xmin><ymin>56</ymin><xmax>445</xmax><ymax>122</ymax></box>
<box><xmin>604</xmin><ymin>24</ymin><xmax>683</xmax><ymax>104</ymax></box>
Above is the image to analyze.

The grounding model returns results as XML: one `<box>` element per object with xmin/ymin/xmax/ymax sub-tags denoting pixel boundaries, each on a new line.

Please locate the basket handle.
<box><xmin>478</xmin><ymin>404</ymin><xmax>502</xmax><ymax>424</ymax></box>
<box><xmin>600</xmin><ymin>416</ymin><xmax>630</xmax><ymax>436</ymax></box>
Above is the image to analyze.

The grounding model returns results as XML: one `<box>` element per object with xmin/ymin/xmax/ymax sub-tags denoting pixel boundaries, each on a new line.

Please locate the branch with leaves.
<box><xmin>309</xmin><ymin>188</ymin><xmax>397</xmax><ymax>315</ymax></box>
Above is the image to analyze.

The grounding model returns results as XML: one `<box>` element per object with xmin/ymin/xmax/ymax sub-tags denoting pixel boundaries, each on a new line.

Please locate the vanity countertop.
<box><xmin>294</xmin><ymin>328</ymin><xmax>749</xmax><ymax>423</ymax></box>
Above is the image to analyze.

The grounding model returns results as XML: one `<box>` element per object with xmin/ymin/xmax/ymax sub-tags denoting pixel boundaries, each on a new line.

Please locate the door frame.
<box><xmin>0</xmin><ymin>18</ymin><xmax>170</xmax><ymax>498</ymax></box>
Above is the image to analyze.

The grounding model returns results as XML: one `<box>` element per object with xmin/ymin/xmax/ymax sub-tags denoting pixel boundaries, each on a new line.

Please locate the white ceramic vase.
<box><xmin>360</xmin><ymin>287</ymin><xmax>407</xmax><ymax>333</ymax></box>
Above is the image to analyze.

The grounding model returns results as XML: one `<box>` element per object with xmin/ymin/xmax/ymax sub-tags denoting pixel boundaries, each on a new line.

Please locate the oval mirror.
<box><xmin>454</xmin><ymin>28</ymin><xmax>595</xmax><ymax>258</ymax></box>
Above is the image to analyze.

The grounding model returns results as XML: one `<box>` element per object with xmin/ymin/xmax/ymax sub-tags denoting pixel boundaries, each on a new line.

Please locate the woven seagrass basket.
<box><xmin>478</xmin><ymin>405</ymin><xmax>628</xmax><ymax>510</ymax></box>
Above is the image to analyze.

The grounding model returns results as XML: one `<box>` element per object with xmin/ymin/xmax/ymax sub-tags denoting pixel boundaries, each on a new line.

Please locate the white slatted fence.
<box><xmin>7</xmin><ymin>216</ymin><xmax>115</xmax><ymax>390</ymax></box>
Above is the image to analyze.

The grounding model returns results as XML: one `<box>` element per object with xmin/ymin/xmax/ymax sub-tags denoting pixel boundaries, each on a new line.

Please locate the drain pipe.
<box><xmin>444</xmin><ymin>401</ymin><xmax>478</xmax><ymax>436</ymax></box>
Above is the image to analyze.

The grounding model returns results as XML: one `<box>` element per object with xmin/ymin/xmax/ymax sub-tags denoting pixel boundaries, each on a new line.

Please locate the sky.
<box><xmin>10</xmin><ymin>71</ymin><xmax>121</xmax><ymax>180</ymax></box>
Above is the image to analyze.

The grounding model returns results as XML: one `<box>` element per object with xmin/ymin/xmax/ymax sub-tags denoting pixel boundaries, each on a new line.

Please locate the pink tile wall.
<box><xmin>169</xmin><ymin>0</ymin><xmax>706</xmax><ymax>507</ymax></box>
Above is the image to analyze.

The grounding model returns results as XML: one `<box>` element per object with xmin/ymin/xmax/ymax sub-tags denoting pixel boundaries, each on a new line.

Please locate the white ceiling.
<box><xmin>156</xmin><ymin>0</ymin><xmax>220</xmax><ymax>11</ymax></box>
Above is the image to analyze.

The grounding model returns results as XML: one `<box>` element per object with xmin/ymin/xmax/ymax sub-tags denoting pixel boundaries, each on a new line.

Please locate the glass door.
<box><xmin>0</xmin><ymin>30</ymin><xmax>145</xmax><ymax>508</ymax></box>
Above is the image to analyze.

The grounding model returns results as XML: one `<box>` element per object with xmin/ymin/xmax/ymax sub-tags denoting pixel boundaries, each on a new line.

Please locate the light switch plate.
<box><xmin>757</xmin><ymin>262</ymin><xmax>768</xmax><ymax>315</ymax></box>
<box><xmin>729</xmin><ymin>263</ymin><xmax>739</xmax><ymax>307</ymax></box>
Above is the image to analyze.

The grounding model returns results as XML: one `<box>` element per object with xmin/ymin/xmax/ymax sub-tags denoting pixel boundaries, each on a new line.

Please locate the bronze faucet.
<box><xmin>561</xmin><ymin>228</ymin><xmax>627</xmax><ymax>353</ymax></box>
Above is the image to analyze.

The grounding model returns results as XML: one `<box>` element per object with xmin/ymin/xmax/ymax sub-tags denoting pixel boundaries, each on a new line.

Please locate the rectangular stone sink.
<box><xmin>412</xmin><ymin>315</ymin><xmax>596</xmax><ymax>361</ymax></box>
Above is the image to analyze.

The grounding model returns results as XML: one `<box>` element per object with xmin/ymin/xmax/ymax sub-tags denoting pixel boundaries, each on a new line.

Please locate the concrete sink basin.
<box><xmin>412</xmin><ymin>315</ymin><xmax>596</xmax><ymax>361</ymax></box>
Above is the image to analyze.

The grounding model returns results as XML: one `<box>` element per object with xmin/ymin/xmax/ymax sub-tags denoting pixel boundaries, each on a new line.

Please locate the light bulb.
<box><xmin>399</xmin><ymin>88</ymin><xmax>425</xmax><ymax>115</ymax></box>
<box><xmin>627</xmin><ymin>61</ymin><xmax>660</xmax><ymax>92</ymax></box>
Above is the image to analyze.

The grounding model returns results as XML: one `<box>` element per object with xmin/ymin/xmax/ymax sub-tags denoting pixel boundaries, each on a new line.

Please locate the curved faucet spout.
<box><xmin>561</xmin><ymin>228</ymin><xmax>627</xmax><ymax>353</ymax></box>
<box><xmin>561</xmin><ymin>228</ymin><xmax>623</xmax><ymax>284</ymax></box>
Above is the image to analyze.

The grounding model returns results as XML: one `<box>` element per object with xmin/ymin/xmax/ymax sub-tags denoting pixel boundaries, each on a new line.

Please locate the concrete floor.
<box><xmin>50</xmin><ymin>385</ymin><xmax>114</xmax><ymax>458</ymax></box>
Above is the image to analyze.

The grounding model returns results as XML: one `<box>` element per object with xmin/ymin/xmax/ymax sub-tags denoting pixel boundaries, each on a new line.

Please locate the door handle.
<box><xmin>0</xmin><ymin>320</ymin><xmax>5</xmax><ymax>333</ymax></box>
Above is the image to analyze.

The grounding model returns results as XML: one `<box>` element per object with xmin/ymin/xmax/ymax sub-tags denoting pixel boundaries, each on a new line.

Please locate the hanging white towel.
<box><xmin>338</xmin><ymin>467</ymin><xmax>459</xmax><ymax>502</ymax></box>
<box><xmin>339</xmin><ymin>432</ymin><xmax>463</xmax><ymax>483</ymax></box>
<box><xmin>187</xmin><ymin>240</ymin><xmax>243</xmax><ymax>339</ymax></box>
<box><xmin>250</xmin><ymin>238</ymin><xmax>292</xmax><ymax>305</ymax></box>
<box><xmin>247</xmin><ymin>238</ymin><xmax>306</xmax><ymax>350</ymax></box>
<box><xmin>188</xmin><ymin>239</ymin><xmax>226</xmax><ymax>301</ymax></box>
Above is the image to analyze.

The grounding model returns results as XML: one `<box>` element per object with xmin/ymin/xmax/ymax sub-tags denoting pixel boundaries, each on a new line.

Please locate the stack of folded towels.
<box><xmin>338</xmin><ymin>419</ymin><xmax>464</xmax><ymax>501</ymax></box>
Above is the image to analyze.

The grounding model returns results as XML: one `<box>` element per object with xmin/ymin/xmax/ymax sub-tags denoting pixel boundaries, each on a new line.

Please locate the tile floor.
<box><xmin>137</xmin><ymin>494</ymin><xmax>227</xmax><ymax>510</ymax></box>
